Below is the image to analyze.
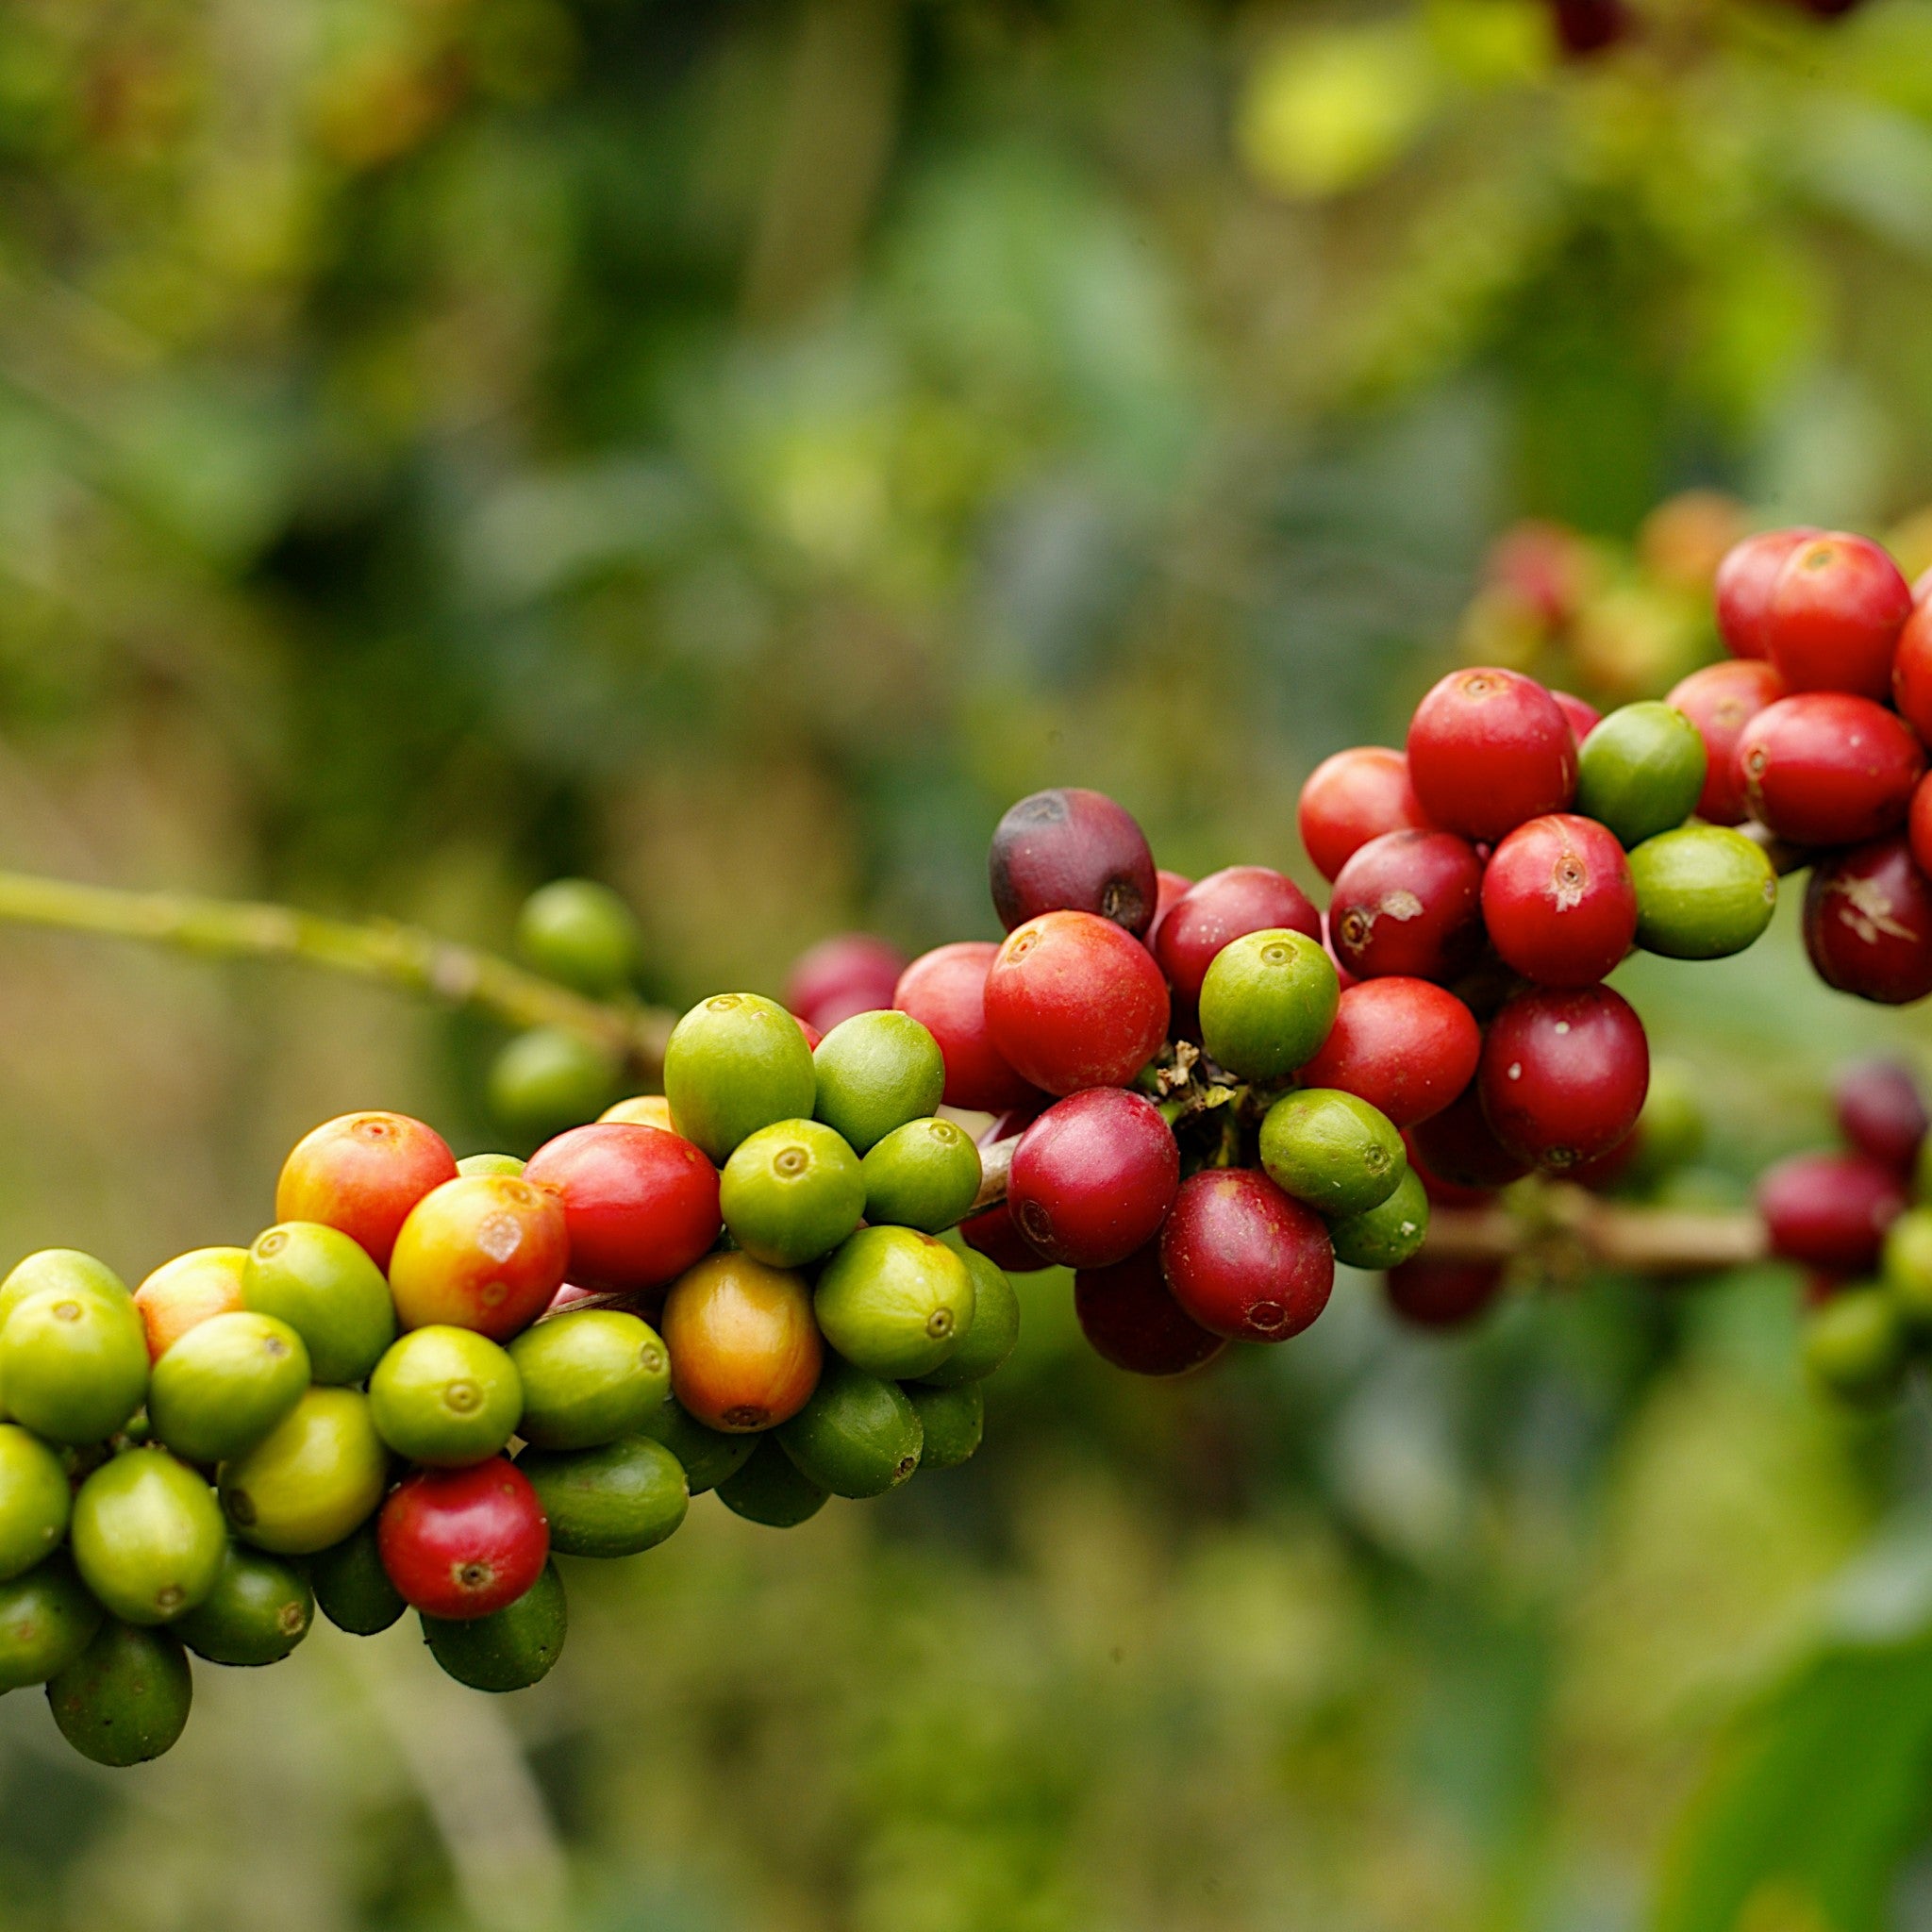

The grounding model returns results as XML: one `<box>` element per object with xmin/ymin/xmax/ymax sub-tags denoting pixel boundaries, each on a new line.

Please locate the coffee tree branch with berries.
<box><xmin>8</xmin><ymin>516</ymin><xmax>1932</xmax><ymax>1768</ymax></box>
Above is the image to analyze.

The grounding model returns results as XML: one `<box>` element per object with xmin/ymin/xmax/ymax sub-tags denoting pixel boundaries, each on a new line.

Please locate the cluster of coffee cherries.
<box><xmin>1757</xmin><ymin>1060</ymin><xmax>1932</xmax><ymax>1405</ymax></box>
<box><xmin>0</xmin><ymin>1041</ymin><xmax>1018</xmax><ymax>1764</ymax></box>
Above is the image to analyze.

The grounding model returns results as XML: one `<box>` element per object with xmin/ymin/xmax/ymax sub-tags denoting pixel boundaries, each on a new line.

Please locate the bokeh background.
<box><xmin>8</xmin><ymin>2</ymin><xmax>1932</xmax><ymax>1927</ymax></box>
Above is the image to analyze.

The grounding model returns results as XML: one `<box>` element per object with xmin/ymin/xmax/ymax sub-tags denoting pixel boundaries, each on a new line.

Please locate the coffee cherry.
<box><xmin>720</xmin><ymin>1120</ymin><xmax>864</xmax><ymax>1268</ymax></box>
<box><xmin>860</xmin><ymin>1117</ymin><xmax>981</xmax><ymax>1234</ymax></box>
<box><xmin>990</xmin><ymin>787</ymin><xmax>1158</xmax><ymax>936</ymax></box>
<box><xmin>1297</xmin><ymin>748</ymin><xmax>1433</xmax><ymax>882</ymax></box>
<box><xmin>908</xmin><ymin>1382</ymin><xmax>984</xmax><ymax>1471</ymax></box>
<box><xmin>1550</xmin><ymin>691</ymin><xmax>1603</xmax><ymax>747</ymax></box>
<box><xmin>133</xmin><ymin>1248</ymin><xmax>247</xmax><ymax>1362</ymax></box>
<box><xmin>275</xmin><ymin>1111</ymin><xmax>458</xmax><ymax>1272</ymax></box>
<box><xmin>1158</xmin><ymin>1170</ymin><xmax>1333</xmax><ymax>1342</ymax></box>
<box><xmin>1714</xmin><ymin>527</ymin><xmax>1818</xmax><ymax>659</ymax></box>
<box><xmin>520</xmin><ymin>1437</ymin><xmax>689</xmax><ymax>1555</ymax></box>
<box><xmin>46</xmin><ymin>1622</ymin><xmax>192</xmax><ymax>1767</ymax></box>
<box><xmin>1153</xmin><ymin>867</ymin><xmax>1322</xmax><ymax>1015</ymax></box>
<box><xmin>663</xmin><ymin>992</ymin><xmax>818</xmax><ymax>1164</ymax></box>
<box><xmin>956</xmin><ymin>1199</ymin><xmax>1051</xmax><ymax>1274</ymax></box>
<box><xmin>508</xmin><ymin>1308</ymin><xmax>670</xmax><ymax>1452</ymax></box>
<box><xmin>1008</xmin><ymin>1089</ymin><xmax>1179</xmax><ymax>1271</ymax></box>
<box><xmin>599</xmin><ymin>1095</ymin><xmax>674</xmax><ymax>1131</ymax></box>
<box><xmin>1294</xmin><ymin>978</ymin><xmax>1479</xmax><ymax>1129</ymax></box>
<box><xmin>1259</xmin><ymin>1089</ymin><xmax>1407</xmax><ymax>1216</ymax></box>
<box><xmin>1406</xmin><ymin>668</ymin><xmax>1576</xmax><ymax>841</ymax></box>
<box><xmin>71</xmin><ymin>1450</ymin><xmax>225</xmax><ymax>1626</ymax></box>
<box><xmin>1765</xmin><ymin>531</ymin><xmax>1911</xmax><ymax>699</ymax></box>
<box><xmin>423</xmin><ymin>1558</ymin><xmax>567</xmax><ymax>1692</ymax></box>
<box><xmin>488</xmin><ymin>1027</ymin><xmax>617</xmax><ymax>1138</ymax></box>
<box><xmin>369</xmin><ymin>1326</ymin><xmax>523</xmax><ymax>1468</ymax></box>
<box><xmin>1150</xmin><ymin>869</ymin><xmax>1193</xmax><ymax>936</ymax></box>
<box><xmin>984</xmin><ymin>910</ymin><xmax>1170</xmax><ymax>1095</ymax></box>
<box><xmin>1803</xmin><ymin>1287</ymin><xmax>1907</xmax><ymax>1407</ymax></box>
<box><xmin>637</xmin><ymin>1394</ymin><xmax>756</xmax><ymax>1494</ymax></box>
<box><xmin>1408</xmin><ymin>1081</ymin><xmax>1531</xmax><ymax>1191</ymax></box>
<box><xmin>524</xmin><ymin>1122</ymin><xmax>722</xmax><ymax>1293</ymax></box>
<box><xmin>916</xmin><ymin>1247</ymin><xmax>1020</xmax><ymax>1387</ymax></box>
<box><xmin>0</xmin><ymin>1288</ymin><xmax>149</xmax><ymax>1447</ymax></box>
<box><xmin>1328</xmin><ymin>1167</ymin><xmax>1429</xmax><ymax>1271</ymax></box>
<box><xmin>774</xmin><ymin>1359</ymin><xmax>923</xmax><ymax>1498</ymax></box>
<box><xmin>1385</xmin><ymin>1258</ymin><xmax>1506</xmax><ymax>1328</ymax></box>
<box><xmin>1665</xmin><ymin>659</ymin><xmax>1787</xmax><ymax>825</ymax></box>
<box><xmin>1574</xmin><ymin>702</ymin><xmax>1707</xmax><ymax>848</ymax></box>
<box><xmin>388</xmin><ymin>1176</ymin><xmax>570</xmax><ymax>1341</ymax></box>
<box><xmin>660</xmin><ymin>1254</ymin><xmax>822</xmax><ymax>1431</ymax></box>
<box><xmin>378</xmin><ymin>1459</ymin><xmax>549</xmax><ymax>1622</ymax></box>
<box><xmin>1893</xmin><ymin>600</ymin><xmax>1932</xmax><ymax>744</ymax></box>
<box><xmin>514</xmin><ymin>879</ymin><xmax>641</xmax><ymax>996</ymax></box>
<box><xmin>783</xmin><ymin>933</ymin><xmax>908</xmax><ymax>1033</ymax></box>
<box><xmin>892</xmin><ymin>941</ymin><xmax>1040</xmax><ymax>1112</ymax></box>
<box><xmin>1478</xmin><ymin>986</ymin><xmax>1649</xmax><ymax>1171</ymax></box>
<box><xmin>1738</xmin><ymin>694</ymin><xmax>1924</xmax><ymax>845</ymax></box>
<box><xmin>1804</xmin><ymin>836</ymin><xmax>1932</xmax><ymax>1006</ymax></box>
<box><xmin>813</xmin><ymin>1226</ymin><xmax>975</xmax><ymax>1380</ymax></box>
<box><xmin>243</xmin><ymin>1223</ymin><xmax>395</xmax><ymax>1386</ymax></box>
<box><xmin>1627</xmin><ymin>824</ymin><xmax>1777</xmax><ymax>960</ymax></box>
<box><xmin>0</xmin><ymin>1557</ymin><xmax>100</xmax><ymax>1692</ymax></box>
<box><xmin>1197</xmin><ymin>928</ymin><xmax>1339</xmax><ymax>1082</ymax></box>
<box><xmin>715</xmin><ymin>1438</ymin><xmax>828</xmax><ymax>1527</ymax></box>
<box><xmin>147</xmin><ymin>1312</ymin><xmax>310</xmax><ymax>1467</ymax></box>
<box><xmin>1835</xmin><ymin>1061</ymin><xmax>1928</xmax><ymax>1174</ymax></box>
<box><xmin>812</xmin><ymin>1009</ymin><xmax>946</xmax><ymax>1154</ymax></box>
<box><xmin>0</xmin><ymin>1426</ymin><xmax>69</xmax><ymax>1582</ymax></box>
<box><xmin>219</xmin><ymin>1388</ymin><xmax>389</xmax><ymax>1556</ymax></box>
<box><xmin>1480</xmin><ymin>814</ymin><xmax>1636</xmax><ymax>988</ymax></box>
<box><xmin>1328</xmin><ymin>829</ymin><xmax>1485</xmax><ymax>982</ymax></box>
<box><xmin>1757</xmin><ymin>1151</ymin><xmax>1905</xmax><ymax>1272</ymax></box>
<box><xmin>1072</xmin><ymin>1246</ymin><xmax>1227</xmax><ymax>1376</ymax></box>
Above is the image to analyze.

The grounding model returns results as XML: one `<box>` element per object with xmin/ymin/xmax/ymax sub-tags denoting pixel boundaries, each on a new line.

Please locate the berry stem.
<box><xmin>0</xmin><ymin>867</ymin><xmax>672</xmax><ymax>1076</ymax></box>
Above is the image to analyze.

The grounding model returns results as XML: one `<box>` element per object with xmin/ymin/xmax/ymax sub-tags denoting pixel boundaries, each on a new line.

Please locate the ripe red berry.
<box><xmin>276</xmin><ymin>1112</ymin><xmax>460</xmax><ymax>1272</ymax></box>
<box><xmin>1385</xmin><ymin>1258</ymin><xmax>1506</xmax><ymax>1328</ymax></box>
<box><xmin>1073</xmin><ymin>1246</ymin><xmax>1227</xmax><ymax>1376</ymax></box>
<box><xmin>1551</xmin><ymin>691</ymin><xmax>1603</xmax><ymax>747</ymax></box>
<box><xmin>1407</xmin><ymin>1082</ymin><xmax>1530</xmax><ymax>1192</ymax></box>
<box><xmin>984</xmin><ymin>910</ymin><xmax>1170</xmax><ymax>1095</ymax></box>
<box><xmin>783</xmin><ymin>934</ymin><xmax>908</xmax><ymax>1032</ymax></box>
<box><xmin>1403</xmin><ymin>1125</ymin><xmax>1502</xmax><ymax>1206</ymax></box>
<box><xmin>1757</xmin><ymin>1151</ymin><xmax>1906</xmax><ymax>1273</ymax></box>
<box><xmin>1158</xmin><ymin>1170</ymin><xmax>1333</xmax><ymax>1342</ymax></box>
<box><xmin>1738</xmin><ymin>693</ymin><xmax>1923</xmax><ymax>846</ymax></box>
<box><xmin>1328</xmin><ymin>829</ymin><xmax>1486</xmax><ymax>983</ymax></box>
<box><xmin>1406</xmin><ymin>668</ymin><xmax>1577</xmax><ymax>842</ymax></box>
<box><xmin>1479</xmin><ymin>813</ymin><xmax>1636</xmax><ymax>988</ymax></box>
<box><xmin>1892</xmin><ymin>599</ymin><xmax>1932</xmax><ymax>745</ymax></box>
<box><xmin>1486</xmin><ymin>521</ymin><xmax>1592</xmax><ymax>626</ymax></box>
<box><xmin>892</xmin><ymin>941</ymin><xmax>1041</xmax><ymax>1112</ymax></box>
<box><xmin>956</xmin><ymin>1199</ymin><xmax>1050</xmax><ymax>1274</ymax></box>
<box><xmin>1297</xmin><ymin>747</ymin><xmax>1433</xmax><ymax>883</ymax></box>
<box><xmin>1665</xmin><ymin>658</ymin><xmax>1787</xmax><ymax>825</ymax></box>
<box><xmin>1151</xmin><ymin>869</ymin><xmax>1194</xmax><ymax>934</ymax></box>
<box><xmin>1912</xmin><ymin>774</ymin><xmax>1932</xmax><ymax>880</ymax></box>
<box><xmin>1152</xmin><ymin>866</ymin><xmax>1322</xmax><ymax>1013</ymax></box>
<box><xmin>1763</xmin><ymin>532</ymin><xmax>1911</xmax><ymax>699</ymax></box>
<box><xmin>1804</xmin><ymin>835</ymin><xmax>1932</xmax><ymax>1005</ymax></box>
<box><xmin>378</xmin><ymin>1459</ymin><xmax>550</xmax><ymax>1621</ymax></box>
<box><xmin>1714</xmin><ymin>527</ymin><xmax>1818</xmax><ymax>659</ymax></box>
<box><xmin>990</xmin><ymin>788</ymin><xmax>1158</xmax><ymax>936</ymax></box>
<box><xmin>1294</xmin><ymin>978</ymin><xmax>1481</xmax><ymax>1127</ymax></box>
<box><xmin>1007</xmin><ymin>1089</ymin><xmax>1179</xmax><ymax>1270</ymax></box>
<box><xmin>1833</xmin><ymin>1060</ymin><xmax>1928</xmax><ymax>1174</ymax></box>
<box><xmin>523</xmin><ymin>1123</ymin><xmax>722</xmax><ymax>1294</ymax></box>
<box><xmin>1478</xmin><ymin>985</ymin><xmax>1649</xmax><ymax>1171</ymax></box>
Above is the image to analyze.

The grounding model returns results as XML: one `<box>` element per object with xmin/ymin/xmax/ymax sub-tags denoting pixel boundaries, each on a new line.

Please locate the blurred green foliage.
<box><xmin>9</xmin><ymin>0</ymin><xmax>1932</xmax><ymax>1927</ymax></box>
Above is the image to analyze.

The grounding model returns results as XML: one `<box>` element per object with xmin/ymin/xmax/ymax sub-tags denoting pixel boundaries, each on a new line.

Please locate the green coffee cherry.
<box><xmin>1574</xmin><ymin>701</ymin><xmax>1707</xmax><ymax>847</ymax></box>
<box><xmin>776</xmin><ymin>1359</ymin><xmax>924</xmax><ymax>1498</ymax></box>
<box><xmin>508</xmin><ymin>1308</ymin><xmax>670</xmax><ymax>1451</ymax></box>
<box><xmin>0</xmin><ymin>1557</ymin><xmax>102</xmax><ymax>1691</ymax></box>
<box><xmin>637</xmin><ymin>1393</ymin><xmax>757</xmax><ymax>1494</ymax></box>
<box><xmin>424</xmin><ymin>1560</ymin><xmax>567</xmax><ymax>1692</ymax></box>
<box><xmin>1628</xmin><ymin>825</ymin><xmax>1776</xmax><ymax>960</ymax></box>
<box><xmin>812</xmin><ymin>1010</ymin><xmax>947</xmax><ymax>1154</ymax></box>
<box><xmin>716</xmin><ymin>1439</ymin><xmax>830</xmax><ymax>1527</ymax></box>
<box><xmin>0</xmin><ymin>1250</ymin><xmax>128</xmax><ymax>1338</ymax></box>
<box><xmin>46</xmin><ymin>1621</ymin><xmax>193</xmax><ymax>1766</ymax></box>
<box><xmin>1198</xmin><ymin>929</ymin><xmax>1339</xmax><ymax>1083</ymax></box>
<box><xmin>861</xmin><ymin>1118</ymin><xmax>982</xmax><ymax>1233</ymax></box>
<box><xmin>721</xmin><ymin>1119</ymin><xmax>866</xmax><ymax>1268</ymax></box>
<box><xmin>244</xmin><ymin>1223</ymin><xmax>395</xmax><ymax>1387</ymax></box>
<box><xmin>489</xmin><ymin>1026</ymin><xmax>619</xmax><ymax>1139</ymax></box>
<box><xmin>71</xmin><ymin>1450</ymin><xmax>226</xmax><ymax>1626</ymax></box>
<box><xmin>917</xmin><ymin>1248</ymin><xmax>1020</xmax><ymax>1388</ymax></box>
<box><xmin>1884</xmin><ymin>1208</ymin><xmax>1932</xmax><ymax>1328</ymax></box>
<box><xmin>908</xmin><ymin>1382</ymin><xmax>983</xmax><ymax>1471</ymax></box>
<box><xmin>515</xmin><ymin>880</ymin><xmax>641</xmax><ymax>995</ymax></box>
<box><xmin>0</xmin><ymin>1424</ymin><xmax>72</xmax><ymax>1581</ymax></box>
<box><xmin>1327</xmin><ymin>1166</ymin><xmax>1429</xmax><ymax>1271</ymax></box>
<box><xmin>663</xmin><ymin>993</ymin><xmax>818</xmax><ymax>1163</ymax></box>
<box><xmin>309</xmin><ymin>1520</ymin><xmax>406</xmax><ymax>1636</ymax></box>
<box><xmin>220</xmin><ymin>1388</ymin><xmax>390</xmax><ymax>1556</ymax></box>
<box><xmin>0</xmin><ymin>1287</ymin><xmax>148</xmax><ymax>1445</ymax></box>
<box><xmin>517</xmin><ymin>1435</ymin><xmax>689</xmax><ymax>1557</ymax></box>
<box><xmin>814</xmin><ymin>1226</ymin><xmax>975</xmax><ymax>1380</ymax></box>
<box><xmin>369</xmin><ymin>1325</ymin><xmax>523</xmax><ymax>1467</ymax></box>
<box><xmin>1259</xmin><ymin>1089</ymin><xmax>1406</xmax><ymax>1217</ymax></box>
<box><xmin>1803</xmin><ymin>1287</ymin><xmax>1907</xmax><ymax>1406</ymax></box>
<box><xmin>457</xmin><ymin>1152</ymin><xmax>527</xmax><ymax>1178</ymax></box>
<box><xmin>147</xmin><ymin>1312</ymin><xmax>310</xmax><ymax>1466</ymax></box>
<box><xmin>175</xmin><ymin>1544</ymin><xmax>313</xmax><ymax>1668</ymax></box>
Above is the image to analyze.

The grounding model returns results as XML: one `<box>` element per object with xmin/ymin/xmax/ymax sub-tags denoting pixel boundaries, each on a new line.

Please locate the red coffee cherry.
<box><xmin>1738</xmin><ymin>693</ymin><xmax>1924</xmax><ymax>846</ymax></box>
<box><xmin>956</xmin><ymin>1199</ymin><xmax>1050</xmax><ymax>1274</ymax></box>
<box><xmin>1150</xmin><ymin>869</ymin><xmax>1194</xmax><ymax>934</ymax></box>
<box><xmin>1294</xmin><ymin>978</ymin><xmax>1481</xmax><ymax>1128</ymax></box>
<box><xmin>1757</xmin><ymin>1151</ymin><xmax>1907</xmax><ymax>1273</ymax></box>
<box><xmin>893</xmin><ymin>941</ymin><xmax>1041</xmax><ymax>1112</ymax></box>
<box><xmin>1764</xmin><ymin>531</ymin><xmax>1911</xmax><ymax>699</ymax></box>
<box><xmin>783</xmin><ymin>934</ymin><xmax>908</xmax><ymax>1032</ymax></box>
<box><xmin>523</xmin><ymin>1123</ymin><xmax>722</xmax><ymax>1294</ymax></box>
<box><xmin>1480</xmin><ymin>813</ymin><xmax>1636</xmax><ymax>988</ymax></box>
<box><xmin>275</xmin><ymin>1112</ymin><xmax>459</xmax><ymax>1271</ymax></box>
<box><xmin>1158</xmin><ymin>1170</ymin><xmax>1334</xmax><ymax>1342</ymax></box>
<box><xmin>1385</xmin><ymin>1258</ymin><xmax>1507</xmax><ymax>1329</ymax></box>
<box><xmin>1407</xmin><ymin>1082</ymin><xmax>1530</xmax><ymax>1192</ymax></box>
<box><xmin>1007</xmin><ymin>1089</ymin><xmax>1179</xmax><ymax>1271</ymax></box>
<box><xmin>1328</xmin><ymin>829</ymin><xmax>1486</xmax><ymax>983</ymax></box>
<box><xmin>1477</xmin><ymin>985</ymin><xmax>1650</xmax><ymax>1171</ymax></box>
<box><xmin>1804</xmin><ymin>835</ymin><xmax>1932</xmax><ymax>1005</ymax></box>
<box><xmin>1893</xmin><ymin>599</ymin><xmax>1932</xmax><ymax>744</ymax></box>
<box><xmin>1551</xmin><ymin>691</ymin><xmax>1603</xmax><ymax>746</ymax></box>
<box><xmin>1913</xmin><ymin>774</ymin><xmax>1932</xmax><ymax>881</ymax></box>
<box><xmin>1406</xmin><ymin>668</ymin><xmax>1577</xmax><ymax>841</ymax></box>
<box><xmin>990</xmin><ymin>788</ymin><xmax>1158</xmax><ymax>937</ymax></box>
<box><xmin>378</xmin><ymin>1459</ymin><xmax>550</xmax><ymax>1621</ymax></box>
<box><xmin>1714</xmin><ymin>527</ymin><xmax>1818</xmax><ymax>659</ymax></box>
<box><xmin>1665</xmin><ymin>658</ymin><xmax>1787</xmax><ymax>825</ymax></box>
<box><xmin>1833</xmin><ymin>1060</ymin><xmax>1928</xmax><ymax>1174</ymax></box>
<box><xmin>984</xmin><ymin>910</ymin><xmax>1171</xmax><ymax>1095</ymax></box>
<box><xmin>1297</xmin><ymin>747</ymin><xmax>1433</xmax><ymax>883</ymax></box>
<box><xmin>1073</xmin><ymin>1246</ymin><xmax>1227</xmax><ymax>1377</ymax></box>
<box><xmin>1152</xmin><ymin>866</ymin><xmax>1322</xmax><ymax>1012</ymax></box>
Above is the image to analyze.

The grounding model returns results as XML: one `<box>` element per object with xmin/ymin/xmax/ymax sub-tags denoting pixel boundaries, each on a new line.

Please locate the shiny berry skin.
<box><xmin>1551</xmin><ymin>691</ymin><xmax>1603</xmax><ymax>746</ymax></box>
<box><xmin>1406</xmin><ymin>668</ymin><xmax>1577</xmax><ymax>841</ymax></box>
<box><xmin>1328</xmin><ymin>830</ymin><xmax>1486</xmax><ymax>983</ymax></box>
<box><xmin>1152</xmin><ymin>867</ymin><xmax>1322</xmax><ymax>1012</ymax></box>
<box><xmin>1893</xmin><ymin>599</ymin><xmax>1932</xmax><ymax>744</ymax></box>
<box><xmin>1385</xmin><ymin>1258</ymin><xmax>1506</xmax><ymax>1329</ymax></box>
<box><xmin>387</xmin><ymin>1176</ymin><xmax>571</xmax><ymax>1340</ymax></box>
<box><xmin>1158</xmin><ymin>1171</ymin><xmax>1333</xmax><ymax>1342</ymax></box>
<box><xmin>892</xmin><ymin>942</ymin><xmax>1040</xmax><ymax>1113</ymax></box>
<box><xmin>1834</xmin><ymin>1061</ymin><xmax>1928</xmax><ymax>1174</ymax></box>
<box><xmin>1477</xmin><ymin>985</ymin><xmax>1649</xmax><ymax>1171</ymax></box>
<box><xmin>1765</xmin><ymin>531</ymin><xmax>1911</xmax><ymax>699</ymax></box>
<box><xmin>1294</xmin><ymin>978</ymin><xmax>1480</xmax><ymax>1128</ymax></box>
<box><xmin>1665</xmin><ymin>659</ymin><xmax>1786</xmax><ymax>825</ymax></box>
<box><xmin>1007</xmin><ymin>1090</ymin><xmax>1179</xmax><ymax>1271</ymax></box>
<box><xmin>984</xmin><ymin>911</ymin><xmax>1170</xmax><ymax>1095</ymax></box>
<box><xmin>660</xmin><ymin>1253</ymin><xmax>822</xmax><ymax>1431</ymax></box>
<box><xmin>1297</xmin><ymin>748</ymin><xmax>1433</xmax><ymax>883</ymax></box>
<box><xmin>1757</xmin><ymin>1151</ymin><xmax>1906</xmax><ymax>1273</ymax></box>
<box><xmin>378</xmin><ymin>1459</ymin><xmax>549</xmax><ymax>1621</ymax></box>
<box><xmin>1738</xmin><ymin>694</ymin><xmax>1923</xmax><ymax>846</ymax></box>
<box><xmin>1150</xmin><ymin>870</ymin><xmax>1193</xmax><ymax>933</ymax></box>
<box><xmin>1714</xmin><ymin>527</ymin><xmax>1818</xmax><ymax>659</ymax></box>
<box><xmin>275</xmin><ymin>1113</ymin><xmax>459</xmax><ymax>1272</ymax></box>
<box><xmin>990</xmin><ymin>788</ymin><xmax>1158</xmax><ymax>937</ymax></box>
<box><xmin>1803</xmin><ymin>836</ymin><xmax>1932</xmax><ymax>1005</ymax></box>
<box><xmin>523</xmin><ymin>1123</ymin><xmax>722</xmax><ymax>1294</ymax></box>
<box><xmin>956</xmin><ymin>1200</ymin><xmax>1050</xmax><ymax>1274</ymax></box>
<box><xmin>784</xmin><ymin>934</ymin><xmax>908</xmax><ymax>1033</ymax></box>
<box><xmin>1480</xmin><ymin>814</ymin><xmax>1636</xmax><ymax>987</ymax></box>
<box><xmin>1913</xmin><ymin>774</ymin><xmax>1932</xmax><ymax>881</ymax></box>
<box><xmin>1073</xmin><ymin>1247</ymin><xmax>1226</xmax><ymax>1377</ymax></box>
